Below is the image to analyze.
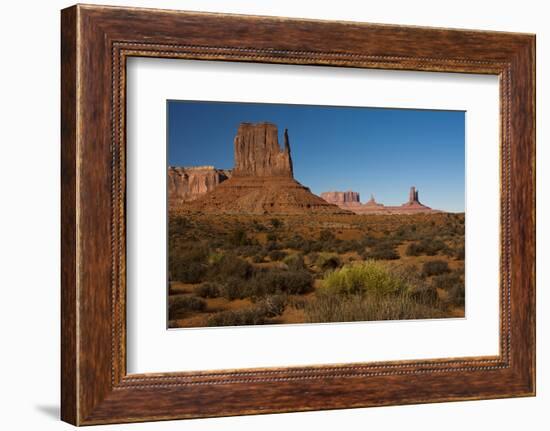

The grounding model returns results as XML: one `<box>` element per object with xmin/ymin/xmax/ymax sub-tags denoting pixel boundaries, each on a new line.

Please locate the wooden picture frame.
<box><xmin>61</xmin><ymin>4</ymin><xmax>535</xmax><ymax>425</ymax></box>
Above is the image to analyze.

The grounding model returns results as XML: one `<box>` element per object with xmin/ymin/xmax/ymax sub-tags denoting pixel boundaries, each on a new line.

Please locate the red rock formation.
<box><xmin>168</xmin><ymin>166</ymin><xmax>231</xmax><ymax>203</ymax></box>
<box><xmin>320</xmin><ymin>187</ymin><xmax>441</xmax><ymax>214</ymax></box>
<box><xmin>171</xmin><ymin>123</ymin><xmax>347</xmax><ymax>215</ymax></box>
<box><xmin>233</xmin><ymin>122</ymin><xmax>293</xmax><ymax>177</ymax></box>
<box><xmin>320</xmin><ymin>191</ymin><xmax>361</xmax><ymax>206</ymax></box>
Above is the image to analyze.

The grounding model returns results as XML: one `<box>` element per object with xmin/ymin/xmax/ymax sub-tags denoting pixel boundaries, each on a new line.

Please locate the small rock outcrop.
<box><xmin>168</xmin><ymin>166</ymin><xmax>232</xmax><ymax>203</ymax></box>
<box><xmin>320</xmin><ymin>186</ymin><xmax>440</xmax><ymax>214</ymax></box>
<box><xmin>320</xmin><ymin>191</ymin><xmax>361</xmax><ymax>206</ymax></box>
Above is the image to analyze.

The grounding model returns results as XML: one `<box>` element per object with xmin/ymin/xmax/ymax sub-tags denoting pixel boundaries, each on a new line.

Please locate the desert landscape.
<box><xmin>167</xmin><ymin>122</ymin><xmax>465</xmax><ymax>328</ymax></box>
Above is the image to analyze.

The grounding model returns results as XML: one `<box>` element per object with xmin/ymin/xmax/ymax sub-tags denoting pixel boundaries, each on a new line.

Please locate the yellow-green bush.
<box><xmin>321</xmin><ymin>261</ymin><xmax>406</xmax><ymax>296</ymax></box>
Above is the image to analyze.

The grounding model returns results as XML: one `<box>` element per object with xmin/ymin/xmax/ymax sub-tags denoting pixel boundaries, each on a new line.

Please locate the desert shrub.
<box><xmin>447</xmin><ymin>283</ymin><xmax>465</xmax><ymax>306</ymax></box>
<box><xmin>315</xmin><ymin>252</ymin><xmax>342</xmax><ymax>271</ymax></box>
<box><xmin>360</xmin><ymin>235</ymin><xmax>378</xmax><ymax>247</ymax></box>
<box><xmin>229</xmin><ymin>228</ymin><xmax>251</xmax><ymax>246</ymax></box>
<box><xmin>207</xmin><ymin>251</ymin><xmax>225</xmax><ymax>265</ymax></box>
<box><xmin>207</xmin><ymin>253</ymin><xmax>252</xmax><ymax>281</ymax></box>
<box><xmin>268</xmin><ymin>249</ymin><xmax>287</xmax><ymax>261</ymax></box>
<box><xmin>422</xmin><ymin>260</ymin><xmax>450</xmax><ymax>277</ymax></box>
<box><xmin>168</xmin><ymin>295</ymin><xmax>207</xmax><ymax>318</ymax></box>
<box><xmin>288</xmin><ymin>296</ymin><xmax>307</xmax><ymax>310</ymax></box>
<box><xmin>432</xmin><ymin>272</ymin><xmax>462</xmax><ymax>290</ymax></box>
<box><xmin>252</xmin><ymin>252</ymin><xmax>267</xmax><ymax>263</ymax></box>
<box><xmin>335</xmin><ymin>239</ymin><xmax>362</xmax><ymax>254</ymax></box>
<box><xmin>247</xmin><ymin>268</ymin><xmax>314</xmax><ymax>297</ymax></box>
<box><xmin>306</xmin><ymin>240</ymin><xmax>324</xmax><ymax>253</ymax></box>
<box><xmin>206</xmin><ymin>307</ymin><xmax>269</xmax><ymax>327</ymax></box>
<box><xmin>168</xmin><ymin>216</ymin><xmax>192</xmax><ymax>236</ymax></box>
<box><xmin>256</xmin><ymin>294</ymin><xmax>287</xmax><ymax>317</ymax></box>
<box><xmin>304</xmin><ymin>291</ymin><xmax>442</xmax><ymax>323</ymax></box>
<box><xmin>170</xmin><ymin>261</ymin><xmax>206</xmax><ymax>284</ymax></box>
<box><xmin>266</xmin><ymin>233</ymin><xmax>278</xmax><ymax>242</ymax></box>
<box><xmin>252</xmin><ymin>219</ymin><xmax>266</xmax><ymax>232</ymax></box>
<box><xmin>363</xmin><ymin>242</ymin><xmax>399</xmax><ymax>260</ymax></box>
<box><xmin>319</xmin><ymin>229</ymin><xmax>336</xmax><ymax>242</ymax></box>
<box><xmin>283</xmin><ymin>253</ymin><xmax>306</xmax><ymax>271</ymax></box>
<box><xmin>265</xmin><ymin>241</ymin><xmax>281</xmax><ymax>251</ymax></box>
<box><xmin>234</xmin><ymin>244</ymin><xmax>262</xmax><ymax>258</ymax></box>
<box><xmin>305</xmin><ymin>252</ymin><xmax>319</xmax><ymax>266</ymax></box>
<box><xmin>218</xmin><ymin>277</ymin><xmax>248</xmax><ymax>300</ymax></box>
<box><xmin>406</xmin><ymin>239</ymin><xmax>448</xmax><ymax>256</ymax></box>
<box><xmin>407</xmin><ymin>285</ymin><xmax>439</xmax><ymax>307</ymax></box>
<box><xmin>169</xmin><ymin>243</ymin><xmax>209</xmax><ymax>283</ymax></box>
<box><xmin>195</xmin><ymin>281</ymin><xmax>222</xmax><ymax>298</ymax></box>
<box><xmin>283</xmin><ymin>235</ymin><xmax>307</xmax><ymax>250</ymax></box>
<box><xmin>321</xmin><ymin>261</ymin><xmax>406</xmax><ymax>296</ymax></box>
<box><xmin>270</xmin><ymin>218</ymin><xmax>283</xmax><ymax>229</ymax></box>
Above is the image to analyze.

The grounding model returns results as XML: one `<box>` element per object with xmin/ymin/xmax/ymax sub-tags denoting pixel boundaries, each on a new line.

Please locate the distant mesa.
<box><xmin>168</xmin><ymin>166</ymin><xmax>232</xmax><ymax>204</ymax></box>
<box><xmin>169</xmin><ymin>122</ymin><xmax>348</xmax><ymax>215</ymax></box>
<box><xmin>321</xmin><ymin>191</ymin><xmax>361</xmax><ymax>206</ymax></box>
<box><xmin>321</xmin><ymin>186</ymin><xmax>441</xmax><ymax>214</ymax></box>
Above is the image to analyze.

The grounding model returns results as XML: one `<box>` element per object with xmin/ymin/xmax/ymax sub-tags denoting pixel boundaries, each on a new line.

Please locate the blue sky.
<box><xmin>168</xmin><ymin>101</ymin><xmax>465</xmax><ymax>212</ymax></box>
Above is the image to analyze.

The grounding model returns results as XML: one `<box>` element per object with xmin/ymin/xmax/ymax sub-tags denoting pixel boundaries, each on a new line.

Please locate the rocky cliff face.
<box><xmin>168</xmin><ymin>166</ymin><xmax>232</xmax><ymax>203</ymax></box>
<box><xmin>233</xmin><ymin>122</ymin><xmax>293</xmax><ymax>177</ymax></box>
<box><xmin>320</xmin><ymin>191</ymin><xmax>361</xmax><ymax>205</ymax></box>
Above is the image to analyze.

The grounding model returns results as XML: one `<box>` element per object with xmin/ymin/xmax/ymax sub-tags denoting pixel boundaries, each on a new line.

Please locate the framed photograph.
<box><xmin>61</xmin><ymin>4</ymin><xmax>535</xmax><ymax>425</ymax></box>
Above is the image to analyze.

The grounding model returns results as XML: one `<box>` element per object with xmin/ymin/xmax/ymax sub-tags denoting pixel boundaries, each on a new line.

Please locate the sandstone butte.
<box><xmin>320</xmin><ymin>186</ymin><xmax>441</xmax><ymax>214</ymax></box>
<box><xmin>169</xmin><ymin>122</ymin><xmax>349</xmax><ymax>215</ymax></box>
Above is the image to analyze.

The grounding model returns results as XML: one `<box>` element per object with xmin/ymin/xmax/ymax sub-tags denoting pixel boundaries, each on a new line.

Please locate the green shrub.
<box><xmin>168</xmin><ymin>217</ymin><xmax>192</xmax><ymax>236</ymax></box>
<box><xmin>454</xmin><ymin>246</ymin><xmax>465</xmax><ymax>260</ymax></box>
<box><xmin>229</xmin><ymin>228</ymin><xmax>251</xmax><ymax>246</ymax></box>
<box><xmin>335</xmin><ymin>239</ymin><xmax>363</xmax><ymax>254</ymax></box>
<box><xmin>219</xmin><ymin>277</ymin><xmax>248</xmax><ymax>300</ymax></box>
<box><xmin>319</xmin><ymin>229</ymin><xmax>336</xmax><ymax>242</ymax></box>
<box><xmin>321</xmin><ymin>261</ymin><xmax>406</xmax><ymax>296</ymax></box>
<box><xmin>447</xmin><ymin>283</ymin><xmax>465</xmax><ymax>306</ymax></box>
<box><xmin>256</xmin><ymin>294</ymin><xmax>287</xmax><ymax>317</ymax></box>
<box><xmin>265</xmin><ymin>241</ymin><xmax>280</xmax><ymax>251</ymax></box>
<box><xmin>170</xmin><ymin>261</ymin><xmax>206</xmax><ymax>283</ymax></box>
<box><xmin>206</xmin><ymin>307</ymin><xmax>269</xmax><ymax>327</ymax></box>
<box><xmin>247</xmin><ymin>268</ymin><xmax>313</xmax><ymax>297</ymax></box>
<box><xmin>360</xmin><ymin>235</ymin><xmax>378</xmax><ymax>247</ymax></box>
<box><xmin>432</xmin><ymin>272</ymin><xmax>462</xmax><ymax>290</ymax></box>
<box><xmin>267</xmin><ymin>233</ymin><xmax>278</xmax><ymax>242</ymax></box>
<box><xmin>283</xmin><ymin>253</ymin><xmax>306</xmax><ymax>271</ymax></box>
<box><xmin>195</xmin><ymin>282</ymin><xmax>222</xmax><ymax>298</ymax></box>
<box><xmin>406</xmin><ymin>239</ymin><xmax>448</xmax><ymax>256</ymax></box>
<box><xmin>315</xmin><ymin>252</ymin><xmax>341</xmax><ymax>271</ymax></box>
<box><xmin>268</xmin><ymin>250</ymin><xmax>287</xmax><ymax>261</ymax></box>
<box><xmin>252</xmin><ymin>252</ymin><xmax>267</xmax><ymax>263</ymax></box>
<box><xmin>422</xmin><ymin>260</ymin><xmax>450</xmax><ymax>277</ymax></box>
<box><xmin>252</xmin><ymin>219</ymin><xmax>266</xmax><ymax>232</ymax></box>
<box><xmin>283</xmin><ymin>235</ymin><xmax>307</xmax><ymax>250</ymax></box>
<box><xmin>363</xmin><ymin>243</ymin><xmax>399</xmax><ymax>260</ymax></box>
<box><xmin>270</xmin><ymin>218</ymin><xmax>283</xmax><ymax>229</ymax></box>
<box><xmin>234</xmin><ymin>245</ymin><xmax>262</xmax><ymax>258</ymax></box>
<box><xmin>208</xmin><ymin>253</ymin><xmax>252</xmax><ymax>281</ymax></box>
<box><xmin>208</xmin><ymin>251</ymin><xmax>225</xmax><ymax>265</ymax></box>
<box><xmin>169</xmin><ymin>243</ymin><xmax>209</xmax><ymax>283</ymax></box>
<box><xmin>168</xmin><ymin>295</ymin><xmax>207</xmax><ymax>318</ymax></box>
